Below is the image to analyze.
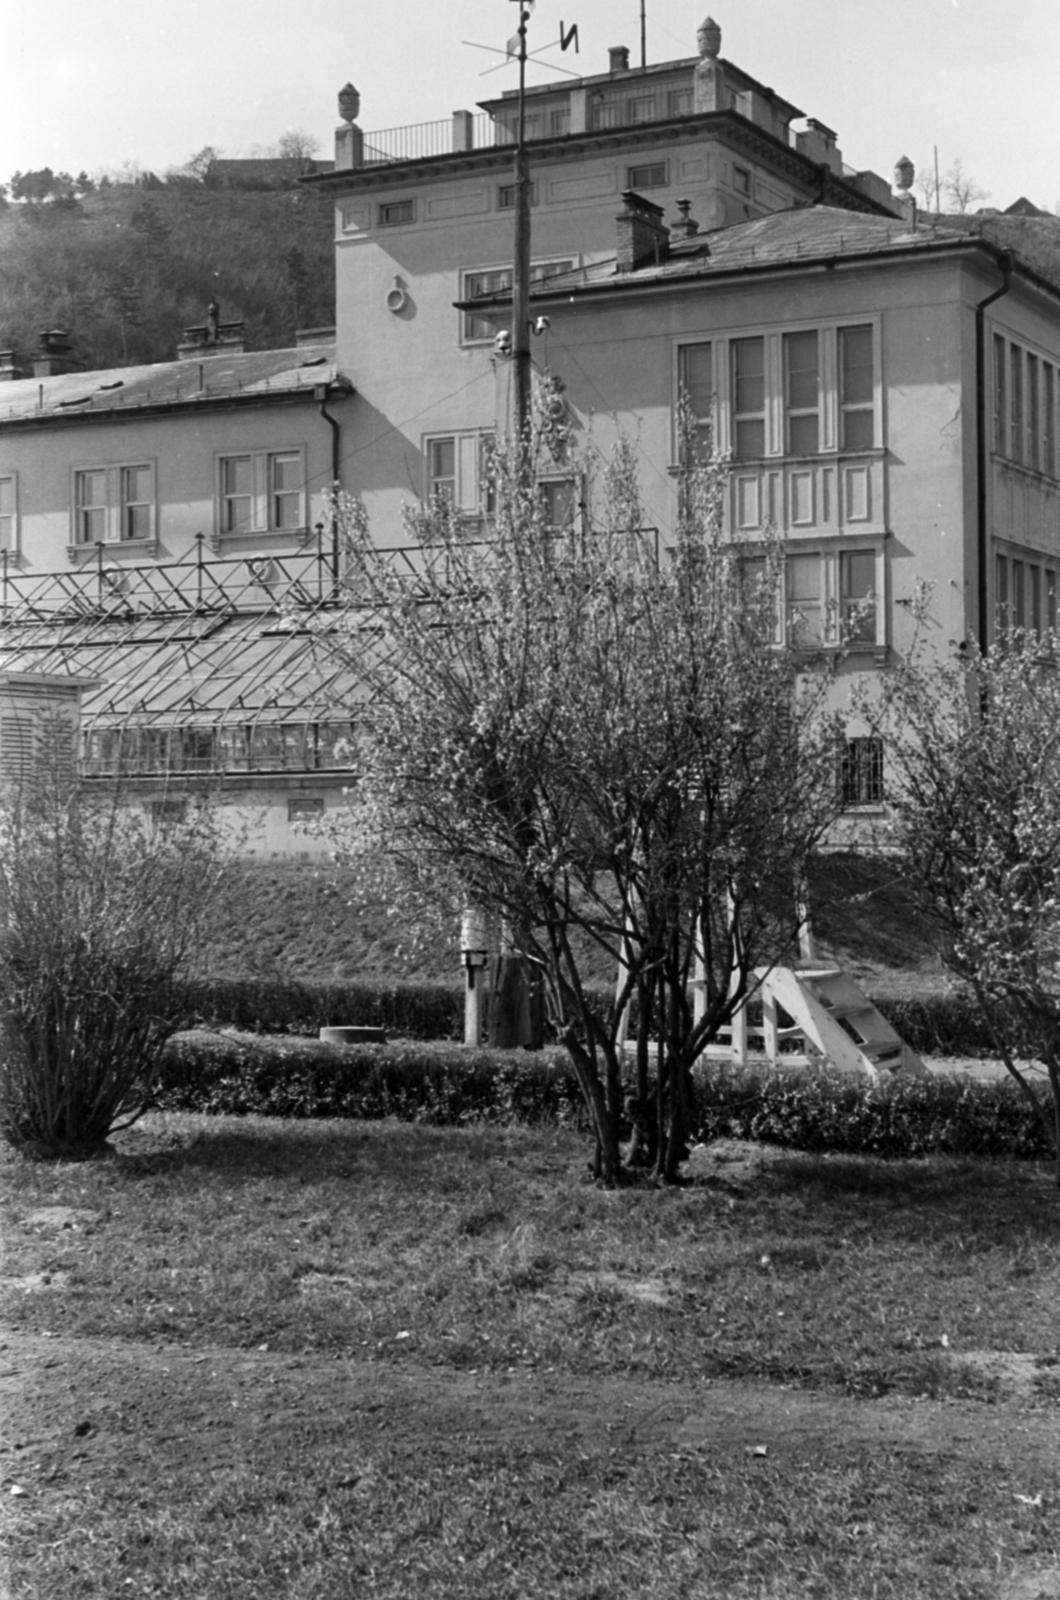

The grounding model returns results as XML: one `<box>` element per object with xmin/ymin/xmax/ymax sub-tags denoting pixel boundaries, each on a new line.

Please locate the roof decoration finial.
<box><xmin>697</xmin><ymin>16</ymin><xmax>722</xmax><ymax>58</ymax></box>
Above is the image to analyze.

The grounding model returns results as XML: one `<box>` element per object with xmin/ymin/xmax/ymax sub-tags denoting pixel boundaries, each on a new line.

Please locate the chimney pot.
<box><xmin>608</xmin><ymin>45</ymin><xmax>630</xmax><ymax>73</ymax></box>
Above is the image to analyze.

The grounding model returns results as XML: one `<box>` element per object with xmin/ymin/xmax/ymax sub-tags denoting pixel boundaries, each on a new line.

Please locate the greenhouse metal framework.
<box><xmin>0</xmin><ymin>539</ymin><xmax>368</xmax><ymax>779</ymax></box>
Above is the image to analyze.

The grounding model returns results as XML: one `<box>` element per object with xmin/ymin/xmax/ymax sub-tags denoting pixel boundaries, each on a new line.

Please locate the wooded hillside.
<box><xmin>0</xmin><ymin>184</ymin><xmax>335</xmax><ymax>372</ymax></box>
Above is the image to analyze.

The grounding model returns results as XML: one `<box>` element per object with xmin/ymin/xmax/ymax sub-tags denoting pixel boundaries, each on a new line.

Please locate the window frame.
<box><xmin>423</xmin><ymin>429</ymin><xmax>496</xmax><ymax>517</ymax></box>
<box><xmin>377</xmin><ymin>198</ymin><xmax>415</xmax><ymax>227</ymax></box>
<box><xmin>626</xmin><ymin>161</ymin><xmax>668</xmax><ymax>190</ymax></box>
<box><xmin>0</xmin><ymin>470</ymin><xmax>19</xmax><ymax>554</ymax></box>
<box><xmin>739</xmin><ymin>539</ymin><xmax>885</xmax><ymax>653</ymax></box>
<box><xmin>460</xmin><ymin>257</ymin><xmax>575</xmax><ymax>346</ymax></box>
<box><xmin>214</xmin><ymin>447</ymin><xmax>307</xmax><ymax>540</ymax></box>
<box><xmin>70</xmin><ymin>459</ymin><xmax>157</xmax><ymax>549</ymax></box>
<box><xmin>674</xmin><ymin>317</ymin><xmax>881</xmax><ymax>464</ymax></box>
<box><xmin>839</xmin><ymin>736</ymin><xmax>884</xmax><ymax>809</ymax></box>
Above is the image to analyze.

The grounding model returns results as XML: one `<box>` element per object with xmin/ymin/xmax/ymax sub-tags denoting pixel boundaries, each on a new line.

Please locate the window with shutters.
<box><xmin>424</xmin><ymin>431</ymin><xmax>496</xmax><ymax>517</ymax></box>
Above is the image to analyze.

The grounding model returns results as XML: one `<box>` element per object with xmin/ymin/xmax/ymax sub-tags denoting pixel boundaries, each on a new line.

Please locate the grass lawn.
<box><xmin>2</xmin><ymin>1114</ymin><xmax>1059</xmax><ymax>1597</ymax></box>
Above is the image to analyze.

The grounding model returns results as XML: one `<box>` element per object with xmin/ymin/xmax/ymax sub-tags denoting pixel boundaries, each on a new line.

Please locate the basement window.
<box><xmin>840</xmin><ymin>737</ymin><xmax>884</xmax><ymax>807</ymax></box>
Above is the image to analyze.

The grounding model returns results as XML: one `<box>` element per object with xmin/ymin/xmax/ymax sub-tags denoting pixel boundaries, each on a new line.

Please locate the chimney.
<box><xmin>32</xmin><ymin>329</ymin><xmax>83</xmax><ymax>378</ymax></box>
<box><xmin>177</xmin><ymin>302</ymin><xmax>246</xmax><ymax>359</ymax></box>
<box><xmin>609</xmin><ymin>45</ymin><xmax>630</xmax><ymax>73</ymax></box>
<box><xmin>616</xmin><ymin>190</ymin><xmax>669</xmax><ymax>273</ymax></box>
<box><xmin>670</xmin><ymin>198</ymin><xmax>701</xmax><ymax>241</ymax></box>
<box><xmin>796</xmin><ymin>118</ymin><xmax>843</xmax><ymax>176</ymax></box>
<box><xmin>0</xmin><ymin>351</ymin><xmax>22</xmax><ymax>382</ymax></box>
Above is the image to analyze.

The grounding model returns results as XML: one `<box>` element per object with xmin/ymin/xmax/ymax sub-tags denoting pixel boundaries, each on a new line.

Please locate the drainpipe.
<box><xmin>975</xmin><ymin>250</ymin><xmax>1013</xmax><ymax>649</ymax></box>
<box><xmin>316</xmin><ymin>384</ymin><xmax>342</xmax><ymax>595</ymax></box>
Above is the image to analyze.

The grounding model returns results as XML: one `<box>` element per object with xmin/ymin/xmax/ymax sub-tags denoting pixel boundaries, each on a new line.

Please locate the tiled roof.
<box><xmin>460</xmin><ymin>206</ymin><xmax>1060</xmax><ymax>305</ymax></box>
<box><xmin>0</xmin><ymin>342</ymin><xmax>341</xmax><ymax>427</ymax></box>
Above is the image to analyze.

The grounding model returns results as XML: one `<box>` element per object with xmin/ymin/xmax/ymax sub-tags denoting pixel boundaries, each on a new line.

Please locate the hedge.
<box><xmin>155</xmin><ymin>1030</ymin><xmax>1056</xmax><ymax>1162</ymax></box>
<box><xmin>171</xmin><ymin>975</ymin><xmax>1035</xmax><ymax>1061</ymax></box>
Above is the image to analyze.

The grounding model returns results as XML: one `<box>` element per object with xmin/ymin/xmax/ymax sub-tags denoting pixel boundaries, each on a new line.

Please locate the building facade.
<box><xmin>4</xmin><ymin>17</ymin><xmax>1060</xmax><ymax>841</ymax></box>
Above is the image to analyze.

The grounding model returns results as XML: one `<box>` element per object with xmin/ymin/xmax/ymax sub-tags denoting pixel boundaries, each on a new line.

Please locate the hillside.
<box><xmin>0</xmin><ymin>185</ymin><xmax>335</xmax><ymax>373</ymax></box>
<box><xmin>199</xmin><ymin>853</ymin><xmax>950</xmax><ymax>999</ymax></box>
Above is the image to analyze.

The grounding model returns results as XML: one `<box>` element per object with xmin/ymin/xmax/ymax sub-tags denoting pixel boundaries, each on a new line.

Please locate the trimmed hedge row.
<box><xmin>173</xmin><ymin>977</ymin><xmax>463</xmax><ymax>1041</ymax></box>
<box><xmin>170</xmin><ymin>975</ymin><xmax>1034</xmax><ymax>1061</ymax></box>
<box><xmin>155</xmin><ymin>1031</ymin><xmax>1056</xmax><ymax>1162</ymax></box>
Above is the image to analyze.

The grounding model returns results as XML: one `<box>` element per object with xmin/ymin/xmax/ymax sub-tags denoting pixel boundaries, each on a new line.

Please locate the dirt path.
<box><xmin>3</xmin><ymin>1326</ymin><xmax>1059</xmax><ymax>1491</ymax></box>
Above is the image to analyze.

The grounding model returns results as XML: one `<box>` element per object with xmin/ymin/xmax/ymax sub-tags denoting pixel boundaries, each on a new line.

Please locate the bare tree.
<box><xmin>943</xmin><ymin>158</ymin><xmax>988</xmax><ymax>215</ymax></box>
<box><xmin>316</xmin><ymin>413</ymin><xmax>847</xmax><ymax>1183</ymax></box>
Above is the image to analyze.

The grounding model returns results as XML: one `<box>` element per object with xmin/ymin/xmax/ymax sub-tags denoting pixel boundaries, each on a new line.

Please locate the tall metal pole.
<box><xmin>512</xmin><ymin>3</ymin><xmax>532</xmax><ymax>446</ymax></box>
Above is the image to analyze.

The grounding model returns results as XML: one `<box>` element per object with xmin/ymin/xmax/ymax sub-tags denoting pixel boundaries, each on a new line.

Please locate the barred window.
<box><xmin>840</xmin><ymin>737</ymin><xmax>884</xmax><ymax>806</ymax></box>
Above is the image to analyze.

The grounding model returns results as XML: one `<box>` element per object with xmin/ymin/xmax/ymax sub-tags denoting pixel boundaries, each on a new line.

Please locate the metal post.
<box><xmin>512</xmin><ymin>3</ymin><xmax>532</xmax><ymax>447</ymax></box>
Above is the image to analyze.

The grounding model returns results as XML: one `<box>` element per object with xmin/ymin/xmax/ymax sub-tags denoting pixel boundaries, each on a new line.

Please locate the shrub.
<box><xmin>0</xmin><ymin>760</ymin><xmax>228</xmax><ymax>1156</ymax></box>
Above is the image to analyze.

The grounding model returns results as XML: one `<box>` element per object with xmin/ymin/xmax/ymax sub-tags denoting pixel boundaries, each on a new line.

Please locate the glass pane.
<box><xmin>789</xmin><ymin>414</ymin><xmax>818</xmax><ymax>454</ymax></box>
<box><xmin>429</xmin><ymin>439</ymin><xmax>455</xmax><ymax>492</ymax></box>
<box><xmin>842</xmin><ymin>550</ymin><xmax>875</xmax><ymax>600</ymax></box>
<box><xmin>123</xmin><ymin>465</ymin><xmax>151</xmax><ymax>502</ymax></box>
<box><xmin>224</xmin><ymin>496</ymin><xmax>252</xmax><ymax>534</ymax></box>
<box><xmin>223</xmin><ymin>457</ymin><xmax>252</xmax><ymax>495</ymax></box>
<box><xmin>733</xmin><ymin>338</ymin><xmax>765</xmax><ymax>414</ymax></box>
<box><xmin>680</xmin><ymin>344</ymin><xmax>712</xmax><ymax>419</ymax></box>
<box><xmin>124</xmin><ymin>504</ymin><xmax>151</xmax><ymax>540</ymax></box>
<box><xmin>785</xmin><ymin>331</ymin><xmax>818</xmax><ymax>409</ymax></box>
<box><xmin>734</xmin><ymin>417</ymin><xmax>765</xmax><ymax>458</ymax></box>
<box><xmin>788</xmin><ymin>554</ymin><xmax>819</xmax><ymax>602</ymax></box>
<box><xmin>77</xmin><ymin>470</ymin><xmax>106</xmax><ymax>507</ymax></box>
<box><xmin>842</xmin><ymin>408</ymin><xmax>874</xmax><ymax>451</ymax></box>
<box><xmin>840</xmin><ymin>326</ymin><xmax>874</xmax><ymax>405</ymax></box>
<box><xmin>271</xmin><ymin>454</ymin><xmax>299</xmax><ymax>491</ymax></box>
<box><xmin>273</xmin><ymin>493</ymin><xmax>300</xmax><ymax>530</ymax></box>
<box><xmin>79</xmin><ymin>507</ymin><xmax>105</xmax><ymax>542</ymax></box>
<box><xmin>541</xmin><ymin>480</ymin><xmax>576</xmax><ymax>530</ymax></box>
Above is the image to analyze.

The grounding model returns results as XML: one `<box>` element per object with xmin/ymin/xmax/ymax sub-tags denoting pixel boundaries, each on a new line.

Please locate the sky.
<box><xmin>2</xmin><ymin>0</ymin><xmax>1058</xmax><ymax>211</ymax></box>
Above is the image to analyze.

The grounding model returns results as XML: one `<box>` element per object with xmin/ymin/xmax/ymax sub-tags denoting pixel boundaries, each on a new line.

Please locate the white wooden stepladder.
<box><xmin>693</xmin><ymin>894</ymin><xmax>928</xmax><ymax>1081</ymax></box>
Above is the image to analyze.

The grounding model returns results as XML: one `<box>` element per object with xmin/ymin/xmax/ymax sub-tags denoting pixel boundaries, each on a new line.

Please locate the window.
<box><xmin>784</xmin><ymin>330</ymin><xmax>819</xmax><ymax>454</ymax></box>
<box><xmin>839</xmin><ymin>325</ymin><xmax>875</xmax><ymax>450</ymax></box>
<box><xmin>732</xmin><ymin>337</ymin><xmax>766</xmax><ymax>459</ymax></box>
<box><xmin>1045</xmin><ymin>364</ymin><xmax>1056</xmax><ymax>478</ymax></box>
<box><xmin>1010</xmin><ymin>345</ymin><xmax>1023</xmax><ymax>464</ymax></box>
<box><xmin>668</xmin><ymin>88</ymin><xmax>693</xmax><ymax>117</ymax></box>
<box><xmin>1028</xmin><ymin>354</ymin><xmax>1040</xmax><ymax>470</ymax></box>
<box><xmin>993</xmin><ymin>334</ymin><xmax>1007</xmax><ymax>455</ymax></box>
<box><xmin>786</xmin><ymin>553</ymin><xmax>822</xmax><ymax>645</ymax></box>
<box><xmin>840</xmin><ymin>549</ymin><xmax>876</xmax><ymax>643</ymax></box>
<box><xmin>0</xmin><ymin>473</ymin><xmax>17</xmax><ymax>552</ymax></box>
<box><xmin>627</xmin><ymin>95</ymin><xmax>656</xmax><ymax>124</ymax></box>
<box><xmin>1030</xmin><ymin>564</ymin><xmax>1042</xmax><ymax>634</ymax></box>
<box><xmin>462</xmin><ymin>259</ymin><xmax>573</xmax><ymax>342</ymax></box>
<box><xmin>996</xmin><ymin>553</ymin><xmax>1009</xmax><ymax>632</ymax></box>
<box><xmin>589</xmin><ymin>96</ymin><xmax>620</xmax><ymax>129</ymax></box>
<box><xmin>425</xmin><ymin>431</ymin><xmax>495</xmax><ymax>516</ymax></box>
<box><xmin>72</xmin><ymin>461</ymin><xmax>155</xmax><ymax>545</ymax></box>
<box><xmin>626</xmin><ymin>161</ymin><xmax>667</xmax><ymax>190</ymax></box>
<box><xmin>498</xmin><ymin>181</ymin><xmax>538</xmax><ymax>209</ymax></box>
<box><xmin>678</xmin><ymin>342</ymin><xmax>713</xmax><ymax>457</ymax></box>
<box><xmin>840</xmin><ymin>738</ymin><xmax>884</xmax><ymax>806</ymax></box>
<box><xmin>1012</xmin><ymin>559</ymin><xmax>1025</xmax><ymax>629</ymax></box>
<box><xmin>149</xmin><ymin>798</ymin><xmax>188</xmax><ymax>828</ymax></box>
<box><xmin>679</xmin><ymin>321</ymin><xmax>878</xmax><ymax>463</ymax></box>
<box><xmin>378</xmin><ymin>199</ymin><xmax>415</xmax><ymax>226</ymax></box>
<box><xmin>733</xmin><ymin>165</ymin><xmax>752</xmax><ymax>196</ymax></box>
<box><xmin>549</xmin><ymin>106</ymin><xmax>570</xmax><ymax>136</ymax></box>
<box><xmin>288</xmin><ymin>796</ymin><xmax>324</xmax><ymax>821</ymax></box>
<box><xmin>539</xmin><ymin>478</ymin><xmax>578</xmax><ymax>533</ymax></box>
<box><xmin>217</xmin><ymin>450</ymin><xmax>305</xmax><ymax>537</ymax></box>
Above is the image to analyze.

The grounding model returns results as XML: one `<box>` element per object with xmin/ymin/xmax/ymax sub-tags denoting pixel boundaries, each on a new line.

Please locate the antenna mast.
<box><xmin>512</xmin><ymin>1</ymin><xmax>533</xmax><ymax>446</ymax></box>
<box><xmin>640</xmin><ymin>0</ymin><xmax>646</xmax><ymax>68</ymax></box>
